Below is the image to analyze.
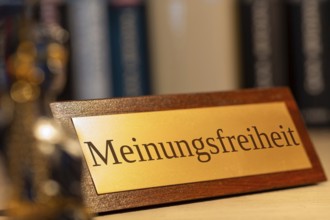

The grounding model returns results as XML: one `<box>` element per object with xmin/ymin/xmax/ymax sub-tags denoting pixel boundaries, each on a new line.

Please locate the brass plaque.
<box><xmin>72</xmin><ymin>102</ymin><xmax>311</xmax><ymax>194</ymax></box>
<box><xmin>50</xmin><ymin>88</ymin><xmax>326</xmax><ymax>213</ymax></box>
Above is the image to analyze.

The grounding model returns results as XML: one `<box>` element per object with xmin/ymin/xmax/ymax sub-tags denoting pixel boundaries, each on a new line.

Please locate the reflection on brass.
<box><xmin>10</xmin><ymin>81</ymin><xmax>40</xmax><ymax>103</ymax></box>
<box><xmin>3</xmin><ymin>1</ymin><xmax>91</xmax><ymax>219</ymax></box>
<box><xmin>72</xmin><ymin>102</ymin><xmax>312</xmax><ymax>194</ymax></box>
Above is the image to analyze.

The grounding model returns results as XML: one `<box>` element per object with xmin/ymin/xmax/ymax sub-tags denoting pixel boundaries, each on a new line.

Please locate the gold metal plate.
<box><xmin>72</xmin><ymin>102</ymin><xmax>311</xmax><ymax>194</ymax></box>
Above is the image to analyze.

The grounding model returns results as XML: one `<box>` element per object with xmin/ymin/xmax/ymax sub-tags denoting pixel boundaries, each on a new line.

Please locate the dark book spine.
<box><xmin>239</xmin><ymin>0</ymin><xmax>288</xmax><ymax>88</ymax></box>
<box><xmin>0</xmin><ymin>21</ymin><xmax>5</xmax><ymax>91</ymax></box>
<box><xmin>0</xmin><ymin>0</ymin><xmax>24</xmax><ymax>20</ymax></box>
<box><xmin>287</xmin><ymin>0</ymin><xmax>330</xmax><ymax>127</ymax></box>
<box><xmin>0</xmin><ymin>20</ymin><xmax>6</xmax><ymax>154</ymax></box>
<box><xmin>109</xmin><ymin>0</ymin><xmax>150</xmax><ymax>97</ymax></box>
<box><xmin>56</xmin><ymin>2</ymin><xmax>74</xmax><ymax>101</ymax></box>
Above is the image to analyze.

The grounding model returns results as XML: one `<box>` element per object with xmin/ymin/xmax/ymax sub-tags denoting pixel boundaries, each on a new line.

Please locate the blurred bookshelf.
<box><xmin>2</xmin><ymin>0</ymin><xmax>330</xmax><ymax>127</ymax></box>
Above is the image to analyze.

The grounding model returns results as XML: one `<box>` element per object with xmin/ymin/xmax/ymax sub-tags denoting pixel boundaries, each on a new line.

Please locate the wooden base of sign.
<box><xmin>50</xmin><ymin>87</ymin><xmax>326</xmax><ymax>214</ymax></box>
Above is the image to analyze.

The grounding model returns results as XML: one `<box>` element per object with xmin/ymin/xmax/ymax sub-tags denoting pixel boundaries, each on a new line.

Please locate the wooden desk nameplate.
<box><xmin>50</xmin><ymin>87</ymin><xmax>326</xmax><ymax>214</ymax></box>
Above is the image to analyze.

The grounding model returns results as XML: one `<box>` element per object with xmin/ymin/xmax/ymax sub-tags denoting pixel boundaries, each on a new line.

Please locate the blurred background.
<box><xmin>1</xmin><ymin>0</ymin><xmax>330</xmax><ymax>127</ymax></box>
<box><xmin>1</xmin><ymin>0</ymin><xmax>330</xmax><ymax>217</ymax></box>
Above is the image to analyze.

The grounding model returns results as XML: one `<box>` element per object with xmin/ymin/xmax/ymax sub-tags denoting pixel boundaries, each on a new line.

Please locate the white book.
<box><xmin>147</xmin><ymin>0</ymin><xmax>241</xmax><ymax>95</ymax></box>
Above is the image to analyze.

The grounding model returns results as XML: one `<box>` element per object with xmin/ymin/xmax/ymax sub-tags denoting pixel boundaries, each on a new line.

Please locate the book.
<box><xmin>0</xmin><ymin>0</ymin><xmax>24</xmax><ymax>20</ymax></box>
<box><xmin>68</xmin><ymin>0</ymin><xmax>112</xmax><ymax>100</ymax></box>
<box><xmin>0</xmin><ymin>18</ymin><xmax>7</xmax><ymax>155</ymax></box>
<box><xmin>108</xmin><ymin>0</ymin><xmax>151</xmax><ymax>97</ymax></box>
<box><xmin>238</xmin><ymin>0</ymin><xmax>289</xmax><ymax>88</ymax></box>
<box><xmin>55</xmin><ymin>1</ymin><xmax>74</xmax><ymax>101</ymax></box>
<box><xmin>0</xmin><ymin>19</ymin><xmax>6</xmax><ymax>92</ymax></box>
<box><xmin>147</xmin><ymin>0</ymin><xmax>241</xmax><ymax>95</ymax></box>
<box><xmin>0</xmin><ymin>3</ymin><xmax>23</xmax><ymax>152</ymax></box>
<box><xmin>286</xmin><ymin>0</ymin><xmax>330</xmax><ymax>127</ymax></box>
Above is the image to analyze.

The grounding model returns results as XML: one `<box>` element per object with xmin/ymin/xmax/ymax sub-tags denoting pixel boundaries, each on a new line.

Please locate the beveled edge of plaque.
<box><xmin>50</xmin><ymin>87</ymin><xmax>327</xmax><ymax>214</ymax></box>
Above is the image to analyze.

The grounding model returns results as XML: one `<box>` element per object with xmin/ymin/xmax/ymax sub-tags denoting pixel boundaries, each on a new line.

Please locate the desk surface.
<box><xmin>1</xmin><ymin>130</ymin><xmax>329</xmax><ymax>219</ymax></box>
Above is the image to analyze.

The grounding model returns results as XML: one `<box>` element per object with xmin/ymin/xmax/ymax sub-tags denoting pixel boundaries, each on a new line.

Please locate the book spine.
<box><xmin>0</xmin><ymin>1</ymin><xmax>23</xmax><ymax>156</ymax></box>
<box><xmin>0</xmin><ymin>0</ymin><xmax>24</xmax><ymax>20</ymax></box>
<box><xmin>0</xmin><ymin>21</ymin><xmax>5</xmax><ymax>91</ymax></box>
<box><xmin>0</xmin><ymin>0</ymin><xmax>23</xmax><ymax>5</ymax></box>
<box><xmin>287</xmin><ymin>0</ymin><xmax>330</xmax><ymax>127</ymax></box>
<box><xmin>108</xmin><ymin>0</ymin><xmax>150</xmax><ymax>97</ymax></box>
<box><xmin>68</xmin><ymin>0</ymin><xmax>112</xmax><ymax>100</ymax></box>
<box><xmin>0</xmin><ymin>20</ymin><xmax>6</xmax><ymax>154</ymax></box>
<box><xmin>54</xmin><ymin>1</ymin><xmax>74</xmax><ymax>101</ymax></box>
<box><xmin>148</xmin><ymin>0</ymin><xmax>240</xmax><ymax>95</ymax></box>
<box><xmin>239</xmin><ymin>0</ymin><xmax>288</xmax><ymax>88</ymax></box>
